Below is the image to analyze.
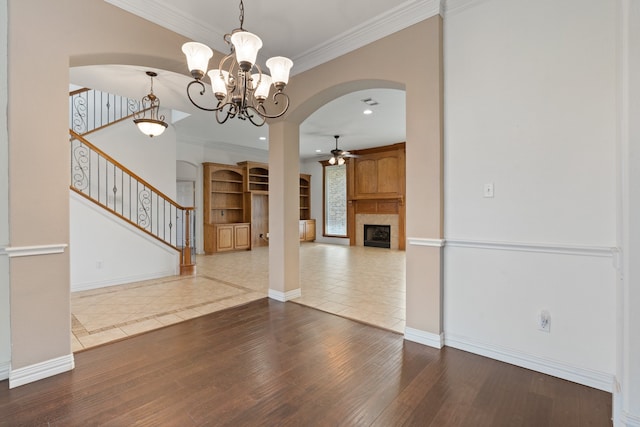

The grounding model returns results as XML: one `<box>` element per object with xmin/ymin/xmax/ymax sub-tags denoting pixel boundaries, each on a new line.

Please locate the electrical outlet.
<box><xmin>538</xmin><ymin>310</ymin><xmax>551</xmax><ymax>332</ymax></box>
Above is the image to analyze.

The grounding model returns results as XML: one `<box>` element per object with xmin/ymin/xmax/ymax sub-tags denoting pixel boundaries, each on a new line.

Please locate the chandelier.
<box><xmin>181</xmin><ymin>0</ymin><xmax>294</xmax><ymax>127</ymax></box>
<box><xmin>133</xmin><ymin>71</ymin><xmax>168</xmax><ymax>137</ymax></box>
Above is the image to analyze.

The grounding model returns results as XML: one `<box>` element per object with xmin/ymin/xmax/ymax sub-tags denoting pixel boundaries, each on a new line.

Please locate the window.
<box><xmin>323</xmin><ymin>164</ymin><xmax>347</xmax><ymax>237</ymax></box>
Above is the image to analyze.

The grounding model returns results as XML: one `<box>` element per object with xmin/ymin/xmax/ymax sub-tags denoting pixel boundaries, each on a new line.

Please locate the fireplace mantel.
<box><xmin>346</xmin><ymin>143</ymin><xmax>405</xmax><ymax>250</ymax></box>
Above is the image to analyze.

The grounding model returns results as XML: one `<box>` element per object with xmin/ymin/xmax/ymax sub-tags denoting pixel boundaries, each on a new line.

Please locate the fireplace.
<box><xmin>364</xmin><ymin>224</ymin><xmax>391</xmax><ymax>248</ymax></box>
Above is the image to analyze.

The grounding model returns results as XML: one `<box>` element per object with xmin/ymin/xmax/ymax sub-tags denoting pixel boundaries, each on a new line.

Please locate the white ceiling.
<box><xmin>71</xmin><ymin>1</ymin><xmax>436</xmax><ymax>158</ymax></box>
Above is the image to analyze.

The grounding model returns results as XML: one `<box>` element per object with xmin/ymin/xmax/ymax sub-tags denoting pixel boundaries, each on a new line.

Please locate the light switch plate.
<box><xmin>483</xmin><ymin>183</ymin><xmax>494</xmax><ymax>198</ymax></box>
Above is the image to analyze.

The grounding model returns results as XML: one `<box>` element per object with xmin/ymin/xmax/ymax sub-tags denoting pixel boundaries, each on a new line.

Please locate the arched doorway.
<box><xmin>267</xmin><ymin>15</ymin><xmax>444</xmax><ymax>348</ymax></box>
<box><xmin>294</xmin><ymin>87</ymin><xmax>407</xmax><ymax>332</ymax></box>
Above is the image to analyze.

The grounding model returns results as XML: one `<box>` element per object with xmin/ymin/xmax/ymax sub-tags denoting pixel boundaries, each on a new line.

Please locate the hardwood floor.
<box><xmin>1</xmin><ymin>299</ymin><xmax>611</xmax><ymax>426</ymax></box>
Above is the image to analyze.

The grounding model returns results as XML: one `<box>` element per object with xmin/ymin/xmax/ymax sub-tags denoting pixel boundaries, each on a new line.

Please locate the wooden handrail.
<box><xmin>69</xmin><ymin>87</ymin><xmax>90</xmax><ymax>96</ymax></box>
<box><xmin>69</xmin><ymin>129</ymin><xmax>194</xmax><ymax>212</ymax></box>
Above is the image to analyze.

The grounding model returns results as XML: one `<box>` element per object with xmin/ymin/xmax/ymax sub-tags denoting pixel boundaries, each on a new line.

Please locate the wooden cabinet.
<box><xmin>203</xmin><ymin>162</ymin><xmax>250</xmax><ymax>254</ymax></box>
<box><xmin>299</xmin><ymin>219</ymin><xmax>316</xmax><ymax>242</ymax></box>
<box><xmin>206</xmin><ymin>223</ymin><xmax>250</xmax><ymax>253</ymax></box>
<box><xmin>203</xmin><ymin>161</ymin><xmax>315</xmax><ymax>251</ymax></box>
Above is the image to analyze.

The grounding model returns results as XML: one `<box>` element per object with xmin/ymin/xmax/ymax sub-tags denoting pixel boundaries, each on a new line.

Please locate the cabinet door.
<box><xmin>305</xmin><ymin>220</ymin><xmax>316</xmax><ymax>241</ymax></box>
<box><xmin>234</xmin><ymin>224</ymin><xmax>251</xmax><ymax>250</ymax></box>
<box><xmin>216</xmin><ymin>225</ymin><xmax>234</xmax><ymax>252</ymax></box>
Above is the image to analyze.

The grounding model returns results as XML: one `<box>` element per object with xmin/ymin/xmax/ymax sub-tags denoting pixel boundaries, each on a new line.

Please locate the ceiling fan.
<box><xmin>328</xmin><ymin>135</ymin><xmax>356</xmax><ymax>165</ymax></box>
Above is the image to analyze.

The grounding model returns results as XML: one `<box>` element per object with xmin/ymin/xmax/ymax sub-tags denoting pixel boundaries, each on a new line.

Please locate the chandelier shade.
<box><xmin>207</xmin><ymin>69</ymin><xmax>230</xmax><ymax>98</ymax></box>
<box><xmin>134</xmin><ymin>119</ymin><xmax>168</xmax><ymax>137</ymax></box>
<box><xmin>251</xmin><ymin>73</ymin><xmax>272</xmax><ymax>100</ymax></box>
<box><xmin>265</xmin><ymin>56</ymin><xmax>293</xmax><ymax>87</ymax></box>
<box><xmin>133</xmin><ymin>71</ymin><xmax>168</xmax><ymax>138</ymax></box>
<box><xmin>230</xmin><ymin>31</ymin><xmax>262</xmax><ymax>70</ymax></box>
<box><xmin>181</xmin><ymin>42</ymin><xmax>213</xmax><ymax>80</ymax></box>
<box><xmin>181</xmin><ymin>0</ymin><xmax>293</xmax><ymax>126</ymax></box>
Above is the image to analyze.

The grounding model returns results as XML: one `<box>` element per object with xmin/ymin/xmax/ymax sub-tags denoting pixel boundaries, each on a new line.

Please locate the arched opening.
<box><xmin>293</xmin><ymin>87</ymin><xmax>407</xmax><ymax>332</ymax></box>
<box><xmin>266</xmin><ymin>16</ymin><xmax>444</xmax><ymax>347</ymax></box>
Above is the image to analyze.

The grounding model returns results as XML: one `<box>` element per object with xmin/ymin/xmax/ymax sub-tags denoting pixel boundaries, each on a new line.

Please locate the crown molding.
<box><xmin>104</xmin><ymin>0</ymin><xmax>228</xmax><ymax>54</ymax></box>
<box><xmin>106</xmin><ymin>0</ymin><xmax>443</xmax><ymax>76</ymax></box>
<box><xmin>441</xmin><ymin>0</ymin><xmax>487</xmax><ymax>17</ymax></box>
<box><xmin>293</xmin><ymin>0</ymin><xmax>443</xmax><ymax>74</ymax></box>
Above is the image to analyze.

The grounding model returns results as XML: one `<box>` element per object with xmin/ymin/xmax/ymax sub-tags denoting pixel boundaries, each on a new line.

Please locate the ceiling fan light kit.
<box><xmin>181</xmin><ymin>0</ymin><xmax>294</xmax><ymax>127</ymax></box>
<box><xmin>329</xmin><ymin>135</ymin><xmax>354</xmax><ymax>165</ymax></box>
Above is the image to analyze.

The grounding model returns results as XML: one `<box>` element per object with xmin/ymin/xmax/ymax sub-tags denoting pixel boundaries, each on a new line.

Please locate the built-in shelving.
<box><xmin>203</xmin><ymin>162</ymin><xmax>250</xmax><ymax>253</ymax></box>
<box><xmin>204</xmin><ymin>161</ymin><xmax>316</xmax><ymax>252</ymax></box>
<box><xmin>299</xmin><ymin>175</ymin><xmax>311</xmax><ymax>220</ymax></box>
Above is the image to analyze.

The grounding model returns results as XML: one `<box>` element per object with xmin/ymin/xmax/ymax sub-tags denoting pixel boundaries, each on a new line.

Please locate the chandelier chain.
<box><xmin>239</xmin><ymin>0</ymin><xmax>245</xmax><ymax>30</ymax></box>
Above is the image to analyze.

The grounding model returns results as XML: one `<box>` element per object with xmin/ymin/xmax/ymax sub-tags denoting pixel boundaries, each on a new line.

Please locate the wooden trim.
<box><xmin>349</xmin><ymin>142</ymin><xmax>405</xmax><ymax>156</ymax></box>
<box><xmin>69</xmin><ymin>130</ymin><xmax>194</xmax><ymax>212</ymax></box>
<box><xmin>69</xmin><ymin>87</ymin><xmax>90</xmax><ymax>96</ymax></box>
<box><xmin>70</xmin><ymin>187</ymin><xmax>181</xmax><ymax>253</ymax></box>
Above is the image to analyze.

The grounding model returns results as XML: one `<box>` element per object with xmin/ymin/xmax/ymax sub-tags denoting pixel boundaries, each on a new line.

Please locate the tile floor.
<box><xmin>71</xmin><ymin>243</ymin><xmax>406</xmax><ymax>352</ymax></box>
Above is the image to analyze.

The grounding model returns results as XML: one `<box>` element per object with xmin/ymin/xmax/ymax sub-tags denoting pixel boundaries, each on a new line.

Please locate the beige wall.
<box><xmin>7</xmin><ymin>0</ymin><xmax>444</xmax><ymax>376</ymax></box>
<box><xmin>0</xmin><ymin>0</ymin><xmax>10</xmax><ymax>374</ymax></box>
<box><xmin>269</xmin><ymin>17</ymin><xmax>444</xmax><ymax>334</ymax></box>
<box><xmin>7</xmin><ymin>0</ymin><xmax>189</xmax><ymax>371</ymax></box>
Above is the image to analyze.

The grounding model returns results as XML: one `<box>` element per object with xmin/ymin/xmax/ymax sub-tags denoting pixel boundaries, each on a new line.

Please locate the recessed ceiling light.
<box><xmin>363</xmin><ymin>109</ymin><xmax>373</xmax><ymax>115</ymax></box>
<box><xmin>315</xmin><ymin>149</ymin><xmax>322</xmax><ymax>153</ymax></box>
<box><xmin>259</xmin><ymin>136</ymin><xmax>267</xmax><ymax>141</ymax></box>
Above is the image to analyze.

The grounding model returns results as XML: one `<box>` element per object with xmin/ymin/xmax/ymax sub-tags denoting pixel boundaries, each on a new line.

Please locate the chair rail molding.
<box><xmin>445</xmin><ymin>238</ymin><xmax>618</xmax><ymax>265</ymax></box>
<box><xmin>407</xmin><ymin>237</ymin><xmax>445</xmax><ymax>247</ymax></box>
<box><xmin>1</xmin><ymin>244</ymin><xmax>68</xmax><ymax>258</ymax></box>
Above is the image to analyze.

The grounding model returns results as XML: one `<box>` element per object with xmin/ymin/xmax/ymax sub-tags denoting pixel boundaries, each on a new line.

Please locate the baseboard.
<box><xmin>9</xmin><ymin>354</ymin><xmax>75</xmax><ymax>388</ymax></box>
<box><xmin>0</xmin><ymin>360</ymin><xmax>9</xmax><ymax>381</ymax></box>
<box><xmin>268</xmin><ymin>288</ymin><xmax>302</xmax><ymax>302</ymax></box>
<box><xmin>445</xmin><ymin>333</ymin><xmax>614</xmax><ymax>392</ymax></box>
<box><xmin>404</xmin><ymin>327</ymin><xmax>444</xmax><ymax>349</ymax></box>
<box><xmin>71</xmin><ymin>269</ymin><xmax>178</xmax><ymax>292</ymax></box>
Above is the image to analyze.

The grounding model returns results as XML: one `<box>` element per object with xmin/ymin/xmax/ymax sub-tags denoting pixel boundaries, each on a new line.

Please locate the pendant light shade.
<box><xmin>133</xmin><ymin>71</ymin><xmax>168</xmax><ymax>138</ymax></box>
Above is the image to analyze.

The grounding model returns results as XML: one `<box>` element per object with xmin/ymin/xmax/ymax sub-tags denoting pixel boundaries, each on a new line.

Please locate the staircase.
<box><xmin>69</xmin><ymin>88</ymin><xmax>195</xmax><ymax>276</ymax></box>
